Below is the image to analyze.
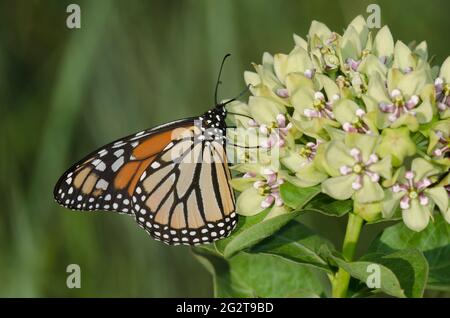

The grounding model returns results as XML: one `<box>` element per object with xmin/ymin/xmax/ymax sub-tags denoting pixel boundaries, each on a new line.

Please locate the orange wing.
<box><xmin>53</xmin><ymin>118</ymin><xmax>194</xmax><ymax>214</ymax></box>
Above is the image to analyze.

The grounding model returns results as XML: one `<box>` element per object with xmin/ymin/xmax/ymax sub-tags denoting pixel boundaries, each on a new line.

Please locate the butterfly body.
<box><xmin>54</xmin><ymin>104</ymin><xmax>237</xmax><ymax>246</ymax></box>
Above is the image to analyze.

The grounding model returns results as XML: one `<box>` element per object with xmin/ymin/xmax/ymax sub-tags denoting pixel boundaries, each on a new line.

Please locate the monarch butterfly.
<box><xmin>54</xmin><ymin>55</ymin><xmax>250</xmax><ymax>246</ymax></box>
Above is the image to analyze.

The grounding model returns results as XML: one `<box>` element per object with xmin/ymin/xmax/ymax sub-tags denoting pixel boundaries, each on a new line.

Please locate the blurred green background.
<box><xmin>0</xmin><ymin>0</ymin><xmax>449</xmax><ymax>297</ymax></box>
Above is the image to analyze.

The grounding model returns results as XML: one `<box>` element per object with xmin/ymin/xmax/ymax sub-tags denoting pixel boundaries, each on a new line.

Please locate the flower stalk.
<box><xmin>331</xmin><ymin>213</ymin><xmax>364</xmax><ymax>298</ymax></box>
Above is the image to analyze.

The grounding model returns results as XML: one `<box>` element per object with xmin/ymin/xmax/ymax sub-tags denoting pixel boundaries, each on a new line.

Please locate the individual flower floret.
<box><xmin>280</xmin><ymin>140</ymin><xmax>328</xmax><ymax>187</ymax></box>
<box><xmin>365</xmin><ymin>68</ymin><xmax>434</xmax><ymax>131</ymax></box>
<box><xmin>333</xmin><ymin>99</ymin><xmax>378</xmax><ymax>135</ymax></box>
<box><xmin>379</xmin><ymin>88</ymin><xmax>421</xmax><ymax>123</ymax></box>
<box><xmin>321</xmin><ymin>134</ymin><xmax>392</xmax><ymax>203</ymax></box>
<box><xmin>382</xmin><ymin>158</ymin><xmax>449</xmax><ymax>231</ymax></box>
<box><xmin>234</xmin><ymin>168</ymin><xmax>289</xmax><ymax>219</ymax></box>
<box><xmin>248</xmin><ymin>113</ymin><xmax>293</xmax><ymax>149</ymax></box>
<box><xmin>291</xmin><ymin>74</ymin><xmax>341</xmax><ymax>136</ymax></box>
<box><xmin>307</xmin><ymin>21</ymin><xmax>341</xmax><ymax>73</ymax></box>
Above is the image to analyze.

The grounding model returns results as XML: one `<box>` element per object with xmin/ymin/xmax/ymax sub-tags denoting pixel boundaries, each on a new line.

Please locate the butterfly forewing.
<box><xmin>53</xmin><ymin>118</ymin><xmax>194</xmax><ymax>214</ymax></box>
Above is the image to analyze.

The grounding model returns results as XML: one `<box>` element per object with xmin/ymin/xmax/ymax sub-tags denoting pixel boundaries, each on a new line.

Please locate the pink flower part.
<box><xmin>405</xmin><ymin>95</ymin><xmax>419</xmax><ymax>110</ymax></box>
<box><xmin>352</xmin><ymin>175</ymin><xmax>363</xmax><ymax>190</ymax></box>
<box><xmin>346</xmin><ymin>57</ymin><xmax>361</xmax><ymax>71</ymax></box>
<box><xmin>340</xmin><ymin>165</ymin><xmax>352</xmax><ymax>175</ymax></box>
<box><xmin>343</xmin><ymin>122</ymin><xmax>358</xmax><ymax>133</ymax></box>
<box><xmin>355</xmin><ymin>108</ymin><xmax>366</xmax><ymax>117</ymax></box>
<box><xmin>253</xmin><ymin>180</ymin><xmax>265</xmax><ymax>189</ymax></box>
<box><xmin>261</xmin><ymin>195</ymin><xmax>275</xmax><ymax>208</ymax></box>
<box><xmin>276</xmin><ymin>114</ymin><xmax>286</xmax><ymax>127</ymax></box>
<box><xmin>350</xmin><ymin>148</ymin><xmax>362</xmax><ymax>161</ymax></box>
<box><xmin>314</xmin><ymin>91</ymin><xmax>325</xmax><ymax>100</ymax></box>
<box><xmin>276</xmin><ymin>88</ymin><xmax>289</xmax><ymax>98</ymax></box>
<box><xmin>400</xmin><ymin>196</ymin><xmax>410</xmax><ymax>209</ymax></box>
<box><xmin>419</xmin><ymin>193</ymin><xmax>429</xmax><ymax>206</ymax></box>
<box><xmin>304</xmin><ymin>69</ymin><xmax>315</xmax><ymax>79</ymax></box>
<box><xmin>304</xmin><ymin>109</ymin><xmax>320</xmax><ymax>118</ymax></box>
<box><xmin>366</xmin><ymin>170</ymin><xmax>380</xmax><ymax>182</ymax></box>
<box><xmin>259</xmin><ymin>124</ymin><xmax>269</xmax><ymax>134</ymax></box>
<box><xmin>390</xmin><ymin>89</ymin><xmax>401</xmax><ymax>99</ymax></box>
<box><xmin>248</xmin><ymin>119</ymin><xmax>258</xmax><ymax>127</ymax></box>
<box><xmin>403</xmin><ymin>67</ymin><xmax>413</xmax><ymax>74</ymax></box>
<box><xmin>432</xmin><ymin>130</ymin><xmax>449</xmax><ymax>157</ymax></box>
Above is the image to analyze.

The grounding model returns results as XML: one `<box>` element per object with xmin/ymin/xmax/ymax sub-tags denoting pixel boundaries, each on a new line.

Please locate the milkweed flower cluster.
<box><xmin>228</xmin><ymin>16</ymin><xmax>449</xmax><ymax>231</ymax></box>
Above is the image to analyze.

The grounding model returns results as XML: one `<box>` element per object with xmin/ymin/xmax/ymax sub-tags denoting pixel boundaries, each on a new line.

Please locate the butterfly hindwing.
<box><xmin>53</xmin><ymin>118</ymin><xmax>194</xmax><ymax>214</ymax></box>
<box><xmin>131</xmin><ymin>121</ymin><xmax>237</xmax><ymax>245</ymax></box>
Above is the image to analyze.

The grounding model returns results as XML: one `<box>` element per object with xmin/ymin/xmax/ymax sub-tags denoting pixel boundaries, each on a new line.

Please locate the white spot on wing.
<box><xmin>98</xmin><ymin>149</ymin><xmax>108</xmax><ymax>157</ymax></box>
<box><xmin>112</xmin><ymin>156</ymin><xmax>124</xmax><ymax>172</ymax></box>
<box><xmin>96</xmin><ymin>179</ymin><xmax>109</xmax><ymax>190</ymax></box>
<box><xmin>114</xmin><ymin>149</ymin><xmax>124</xmax><ymax>157</ymax></box>
<box><xmin>151</xmin><ymin>161</ymin><xmax>161</xmax><ymax>169</ymax></box>
<box><xmin>96</xmin><ymin>161</ymin><xmax>106</xmax><ymax>171</ymax></box>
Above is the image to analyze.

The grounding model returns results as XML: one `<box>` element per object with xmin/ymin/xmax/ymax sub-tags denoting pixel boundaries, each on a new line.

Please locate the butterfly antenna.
<box><xmin>215</xmin><ymin>53</ymin><xmax>232</xmax><ymax>105</ymax></box>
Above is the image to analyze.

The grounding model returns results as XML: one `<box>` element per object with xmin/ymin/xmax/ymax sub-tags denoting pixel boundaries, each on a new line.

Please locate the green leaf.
<box><xmin>326</xmin><ymin>250</ymin><xmax>406</xmax><ymax>298</ymax></box>
<box><xmin>304</xmin><ymin>193</ymin><xmax>352</xmax><ymax>217</ymax></box>
<box><xmin>369</xmin><ymin>214</ymin><xmax>450</xmax><ymax>290</ymax></box>
<box><xmin>360</xmin><ymin>249</ymin><xmax>428</xmax><ymax>298</ymax></box>
<box><xmin>280</xmin><ymin>182</ymin><xmax>321</xmax><ymax>209</ymax></box>
<box><xmin>192</xmin><ymin>247</ymin><xmax>329</xmax><ymax>298</ymax></box>
<box><xmin>250</xmin><ymin>220</ymin><xmax>336</xmax><ymax>272</ymax></box>
<box><xmin>223</xmin><ymin>210</ymin><xmax>303</xmax><ymax>258</ymax></box>
<box><xmin>214</xmin><ymin>209</ymin><xmax>269</xmax><ymax>254</ymax></box>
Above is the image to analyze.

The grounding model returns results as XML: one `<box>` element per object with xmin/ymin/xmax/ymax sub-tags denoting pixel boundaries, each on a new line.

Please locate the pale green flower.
<box><xmin>308</xmin><ymin>21</ymin><xmax>341</xmax><ymax>73</ymax></box>
<box><xmin>280</xmin><ymin>140</ymin><xmax>328</xmax><ymax>187</ymax></box>
<box><xmin>339</xmin><ymin>16</ymin><xmax>370</xmax><ymax>73</ymax></box>
<box><xmin>273</xmin><ymin>46</ymin><xmax>316</xmax><ymax>85</ymax></box>
<box><xmin>321</xmin><ymin>134</ymin><xmax>392</xmax><ymax>203</ymax></box>
<box><xmin>234</xmin><ymin>169</ymin><xmax>289</xmax><ymax>218</ymax></box>
<box><xmin>291</xmin><ymin>74</ymin><xmax>341</xmax><ymax>137</ymax></box>
<box><xmin>333</xmin><ymin>99</ymin><xmax>378</xmax><ymax>135</ymax></box>
<box><xmin>372</xmin><ymin>26</ymin><xmax>395</xmax><ymax>67</ymax></box>
<box><xmin>245</xmin><ymin>48</ymin><xmax>316</xmax><ymax>105</ymax></box>
<box><xmin>244</xmin><ymin>53</ymin><xmax>291</xmax><ymax>105</ymax></box>
<box><xmin>382</xmin><ymin>158</ymin><xmax>449</xmax><ymax>231</ymax></box>
<box><xmin>340</xmin><ymin>21</ymin><xmax>394</xmax><ymax>83</ymax></box>
<box><xmin>365</xmin><ymin>68</ymin><xmax>434</xmax><ymax>131</ymax></box>
<box><xmin>392</xmin><ymin>40</ymin><xmax>430</xmax><ymax>74</ymax></box>
<box><xmin>435</xmin><ymin>56</ymin><xmax>450</xmax><ymax>118</ymax></box>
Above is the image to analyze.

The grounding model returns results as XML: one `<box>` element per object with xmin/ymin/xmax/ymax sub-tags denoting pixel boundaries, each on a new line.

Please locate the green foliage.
<box><xmin>251</xmin><ymin>221</ymin><xmax>335</xmax><ymax>272</ymax></box>
<box><xmin>369</xmin><ymin>214</ymin><xmax>450</xmax><ymax>291</ymax></box>
<box><xmin>327</xmin><ymin>248</ymin><xmax>428</xmax><ymax>298</ymax></box>
<box><xmin>279</xmin><ymin>182</ymin><xmax>321</xmax><ymax>209</ymax></box>
<box><xmin>304</xmin><ymin>194</ymin><xmax>353</xmax><ymax>217</ymax></box>
<box><xmin>193</xmin><ymin>245</ymin><xmax>328</xmax><ymax>297</ymax></box>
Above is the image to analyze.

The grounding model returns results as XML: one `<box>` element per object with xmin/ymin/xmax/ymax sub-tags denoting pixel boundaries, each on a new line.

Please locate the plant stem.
<box><xmin>331</xmin><ymin>213</ymin><xmax>364</xmax><ymax>298</ymax></box>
